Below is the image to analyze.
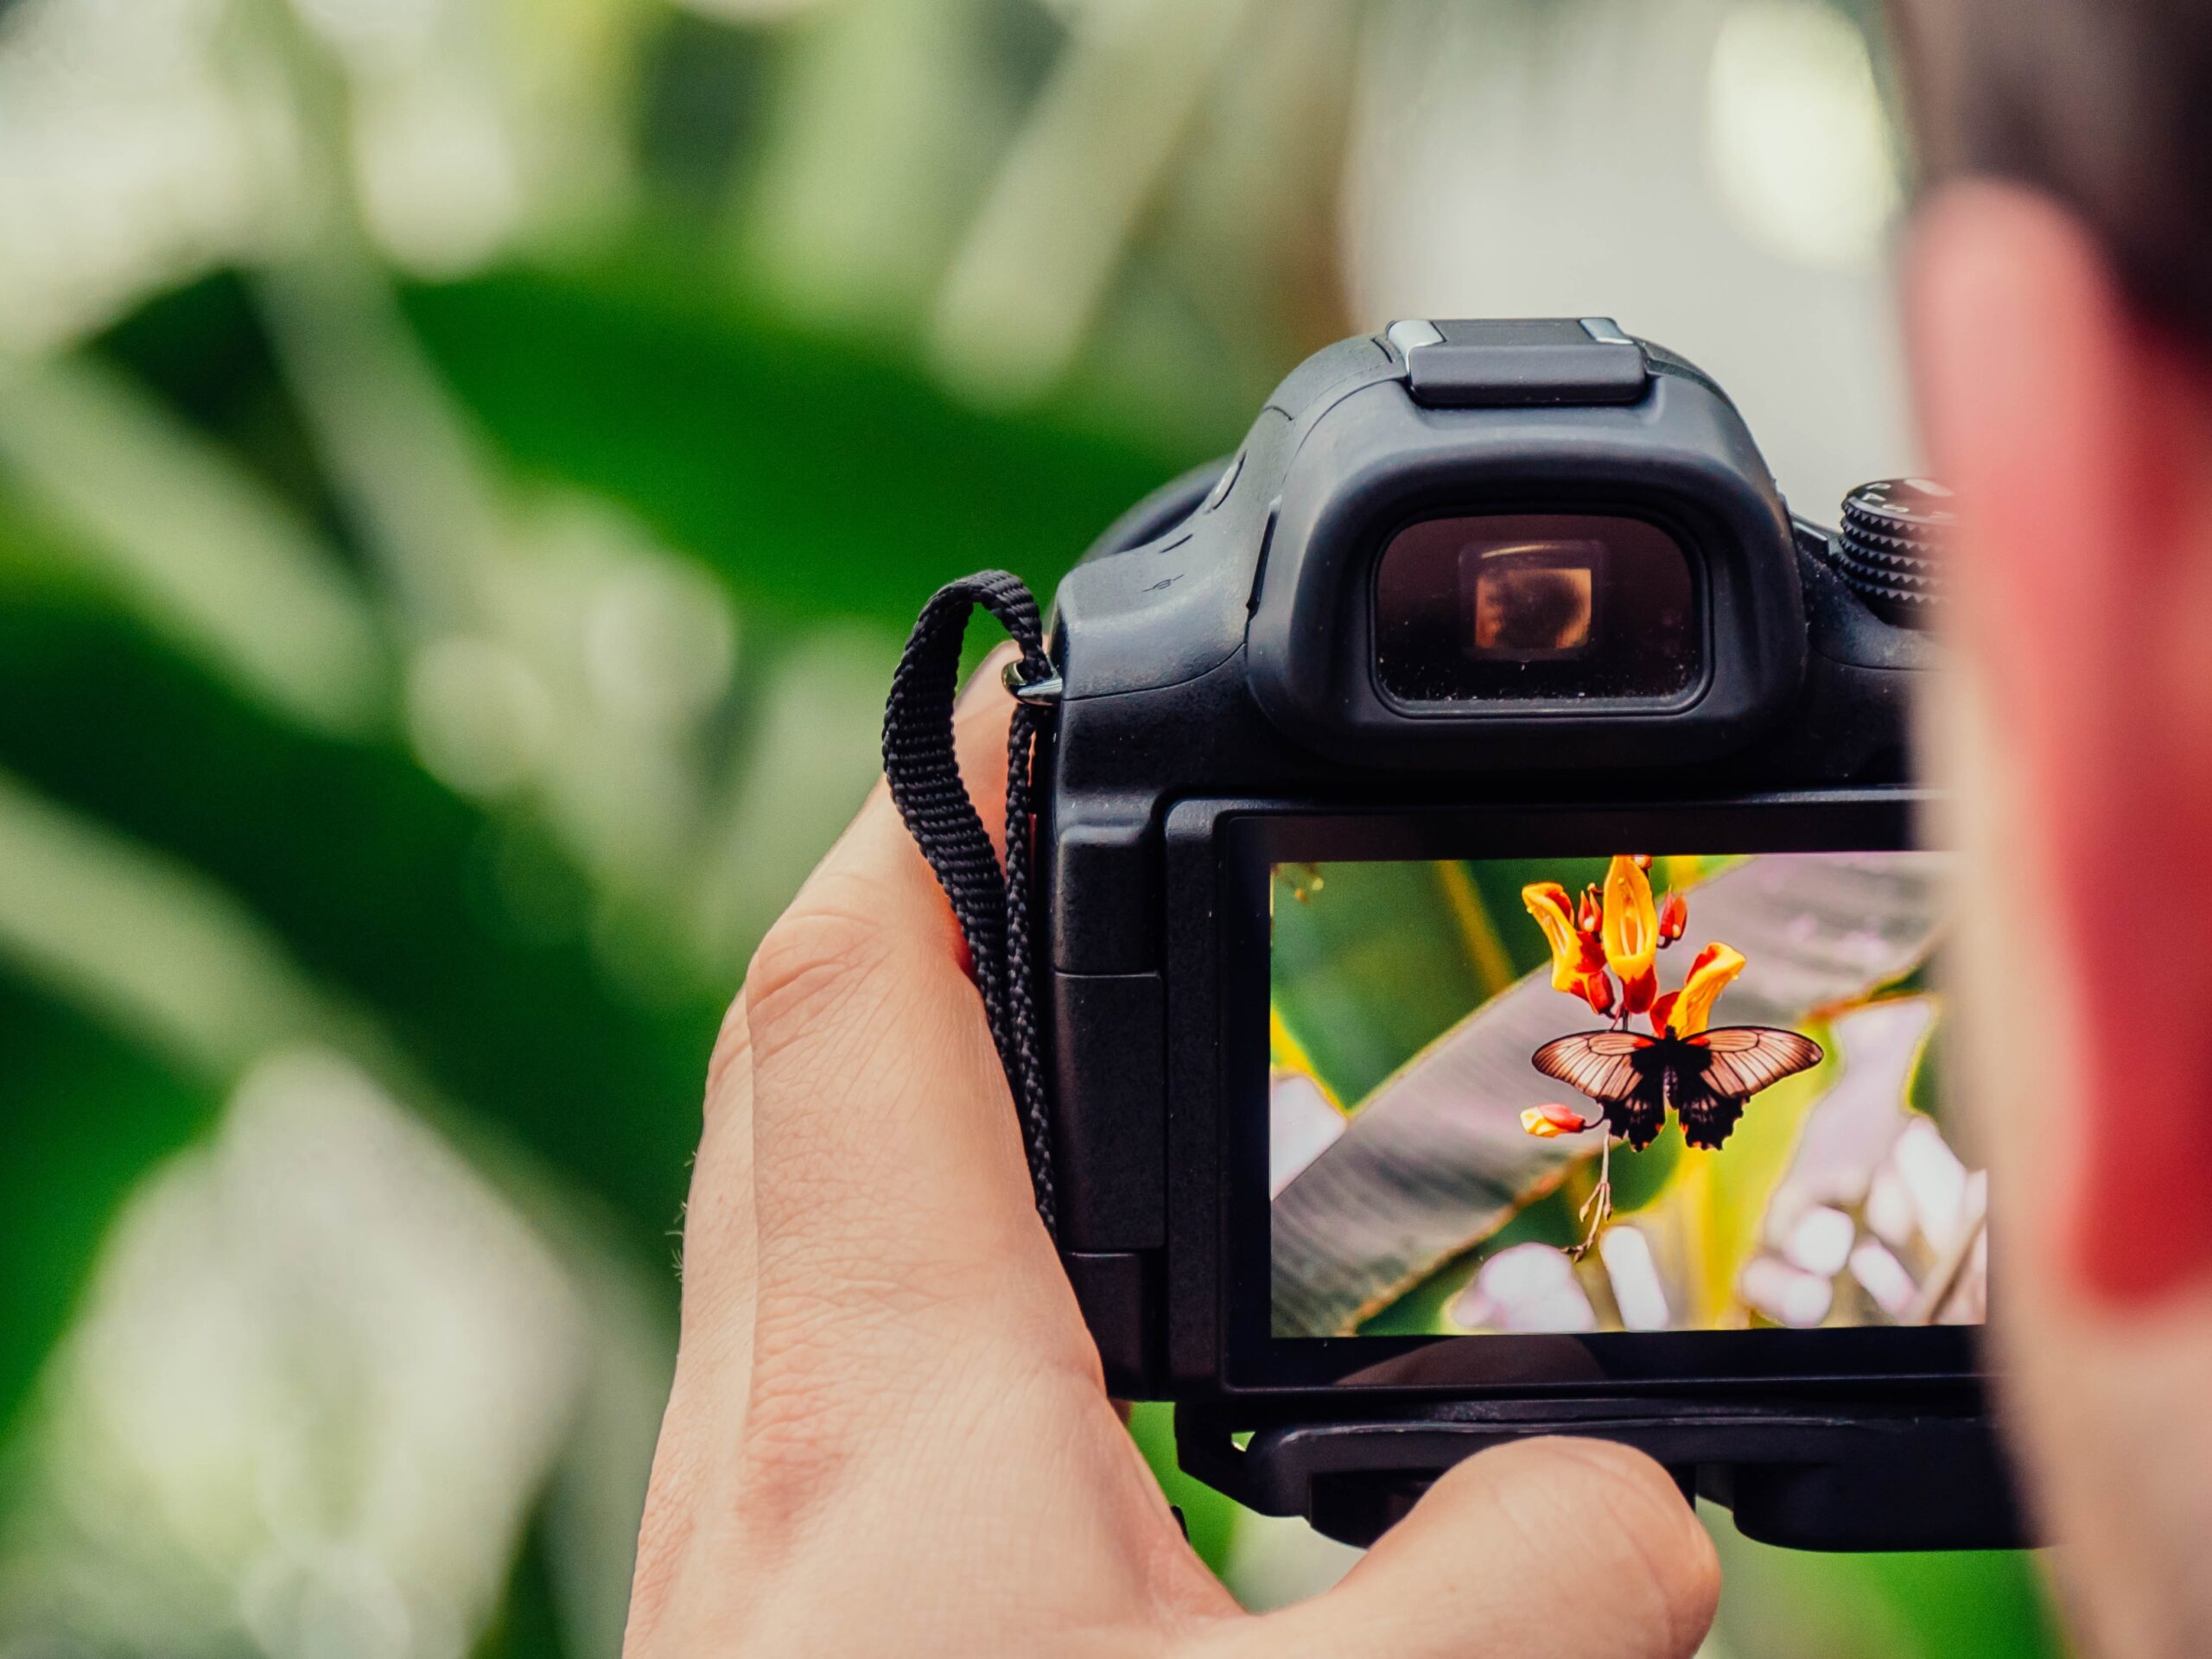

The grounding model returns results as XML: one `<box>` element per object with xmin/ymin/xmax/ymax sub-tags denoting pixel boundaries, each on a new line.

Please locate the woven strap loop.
<box><xmin>881</xmin><ymin>571</ymin><xmax>1057</xmax><ymax>1235</ymax></box>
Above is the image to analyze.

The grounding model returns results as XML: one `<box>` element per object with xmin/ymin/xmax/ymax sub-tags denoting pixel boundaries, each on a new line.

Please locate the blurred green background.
<box><xmin>0</xmin><ymin>0</ymin><xmax>2062</xmax><ymax>1653</ymax></box>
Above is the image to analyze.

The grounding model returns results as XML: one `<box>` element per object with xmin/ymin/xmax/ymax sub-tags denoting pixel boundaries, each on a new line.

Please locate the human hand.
<box><xmin>622</xmin><ymin>652</ymin><xmax>1719</xmax><ymax>1657</ymax></box>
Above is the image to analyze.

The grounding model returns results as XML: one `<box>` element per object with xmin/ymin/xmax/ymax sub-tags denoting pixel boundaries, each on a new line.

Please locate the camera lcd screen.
<box><xmin>1266</xmin><ymin>850</ymin><xmax>1983</xmax><ymax>1344</ymax></box>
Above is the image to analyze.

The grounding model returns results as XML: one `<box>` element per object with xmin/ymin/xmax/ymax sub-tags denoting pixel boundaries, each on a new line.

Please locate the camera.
<box><xmin>899</xmin><ymin>319</ymin><xmax>2014</xmax><ymax>1551</ymax></box>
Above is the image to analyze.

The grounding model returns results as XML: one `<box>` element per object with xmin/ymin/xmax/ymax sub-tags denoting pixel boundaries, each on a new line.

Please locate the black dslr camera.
<box><xmin>887</xmin><ymin>320</ymin><xmax>2015</xmax><ymax>1552</ymax></box>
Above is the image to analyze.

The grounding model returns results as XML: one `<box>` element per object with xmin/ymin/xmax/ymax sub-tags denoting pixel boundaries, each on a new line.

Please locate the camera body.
<box><xmin>1033</xmin><ymin>321</ymin><xmax>2014</xmax><ymax>1549</ymax></box>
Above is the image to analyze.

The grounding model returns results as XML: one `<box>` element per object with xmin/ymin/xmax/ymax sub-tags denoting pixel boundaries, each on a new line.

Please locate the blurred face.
<box><xmin>1909</xmin><ymin>186</ymin><xmax>2212</xmax><ymax>1659</ymax></box>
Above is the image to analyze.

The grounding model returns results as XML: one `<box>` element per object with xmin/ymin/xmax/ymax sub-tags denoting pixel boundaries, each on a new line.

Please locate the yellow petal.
<box><xmin>1522</xmin><ymin>882</ymin><xmax>1592</xmax><ymax>994</ymax></box>
<box><xmin>1668</xmin><ymin>942</ymin><xmax>1747</xmax><ymax>1036</ymax></box>
<box><xmin>1600</xmin><ymin>855</ymin><xmax>1658</xmax><ymax>982</ymax></box>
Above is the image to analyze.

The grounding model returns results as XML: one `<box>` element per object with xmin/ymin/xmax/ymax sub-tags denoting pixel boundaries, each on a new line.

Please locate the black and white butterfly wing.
<box><xmin>1669</xmin><ymin>1075</ymin><xmax>1745</xmax><ymax>1150</ymax></box>
<box><xmin>1530</xmin><ymin>1031</ymin><xmax>1666</xmax><ymax>1149</ymax></box>
<box><xmin>1695</xmin><ymin>1027</ymin><xmax>1823</xmax><ymax>1096</ymax></box>
<box><xmin>1530</xmin><ymin>1030</ymin><xmax>1645</xmax><ymax>1101</ymax></box>
<box><xmin>1674</xmin><ymin>1027</ymin><xmax>1825</xmax><ymax>1149</ymax></box>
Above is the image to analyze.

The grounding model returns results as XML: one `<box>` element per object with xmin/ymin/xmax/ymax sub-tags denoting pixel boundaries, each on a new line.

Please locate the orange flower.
<box><xmin>1665</xmin><ymin>942</ymin><xmax>1747</xmax><ymax>1036</ymax></box>
<box><xmin>1522</xmin><ymin>882</ymin><xmax>1607</xmax><ymax>995</ymax></box>
<box><xmin>1600</xmin><ymin>855</ymin><xmax>1658</xmax><ymax>983</ymax></box>
<box><xmin>1521</xmin><ymin>1103</ymin><xmax>1592</xmax><ymax>1138</ymax></box>
<box><xmin>1658</xmin><ymin>890</ymin><xmax>1688</xmax><ymax>943</ymax></box>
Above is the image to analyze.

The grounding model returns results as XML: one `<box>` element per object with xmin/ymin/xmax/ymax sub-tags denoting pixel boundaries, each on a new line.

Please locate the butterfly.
<box><xmin>1531</xmin><ymin>1027</ymin><xmax>1824</xmax><ymax>1152</ymax></box>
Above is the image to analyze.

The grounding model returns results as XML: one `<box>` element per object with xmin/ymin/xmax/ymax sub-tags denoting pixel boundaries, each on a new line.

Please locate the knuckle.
<box><xmin>734</xmin><ymin>1342</ymin><xmax>871</xmax><ymax>1546</ymax></box>
<box><xmin>741</xmin><ymin>886</ymin><xmax>899</xmax><ymax>1058</ymax></box>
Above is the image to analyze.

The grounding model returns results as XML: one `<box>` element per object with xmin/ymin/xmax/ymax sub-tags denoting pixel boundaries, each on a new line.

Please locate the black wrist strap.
<box><xmin>881</xmin><ymin>571</ymin><xmax>1058</xmax><ymax>1237</ymax></box>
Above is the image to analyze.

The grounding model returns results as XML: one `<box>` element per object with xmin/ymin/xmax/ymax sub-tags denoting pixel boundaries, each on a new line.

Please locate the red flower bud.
<box><xmin>1658</xmin><ymin>890</ymin><xmax>1688</xmax><ymax>943</ymax></box>
<box><xmin>1621</xmin><ymin>965</ymin><xmax>1658</xmax><ymax>1016</ymax></box>
<box><xmin>1522</xmin><ymin>1103</ymin><xmax>1593</xmax><ymax>1138</ymax></box>
<box><xmin>1580</xmin><ymin>972</ymin><xmax>1617</xmax><ymax>1016</ymax></box>
<box><xmin>1577</xmin><ymin>885</ymin><xmax>1603</xmax><ymax>934</ymax></box>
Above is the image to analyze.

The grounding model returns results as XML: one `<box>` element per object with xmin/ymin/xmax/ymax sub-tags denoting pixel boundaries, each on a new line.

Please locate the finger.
<box><xmin>626</xmin><ymin>995</ymin><xmax>761</xmax><ymax>1646</ymax></box>
<box><xmin>1236</xmin><ymin>1440</ymin><xmax>1719</xmax><ymax>1659</ymax></box>
<box><xmin>632</xmin><ymin>645</ymin><xmax>1041</xmax><ymax>1635</ymax></box>
<box><xmin>739</xmin><ymin>639</ymin><xmax>1081</xmax><ymax>1350</ymax></box>
<box><xmin>689</xmin><ymin>641</ymin><xmax>1017</xmax><ymax>1384</ymax></box>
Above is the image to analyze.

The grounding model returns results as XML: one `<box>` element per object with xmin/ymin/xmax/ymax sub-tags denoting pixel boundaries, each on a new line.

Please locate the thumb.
<box><xmin>1236</xmin><ymin>1439</ymin><xmax>1719</xmax><ymax>1659</ymax></box>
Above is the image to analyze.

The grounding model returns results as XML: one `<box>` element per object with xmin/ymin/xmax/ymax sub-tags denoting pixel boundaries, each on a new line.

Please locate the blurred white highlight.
<box><xmin>1894</xmin><ymin>1116</ymin><xmax>1971</xmax><ymax>1253</ymax></box>
<box><xmin>350</xmin><ymin>64</ymin><xmax>524</xmax><ymax>277</ymax></box>
<box><xmin>930</xmin><ymin>0</ymin><xmax>1256</xmax><ymax>404</ymax></box>
<box><xmin>1849</xmin><ymin>1238</ymin><xmax>1917</xmax><ymax>1317</ymax></box>
<box><xmin>1740</xmin><ymin>1255</ymin><xmax>1834</xmax><ymax>1328</ymax></box>
<box><xmin>1784</xmin><ymin>1204</ymin><xmax>1857</xmax><ymax>1278</ymax></box>
<box><xmin>407</xmin><ymin>635</ymin><xmax>558</xmax><ymax>801</ymax></box>
<box><xmin>693</xmin><ymin>626</ymin><xmax>893</xmax><ymax>975</ymax></box>
<box><xmin>1599</xmin><ymin>1224</ymin><xmax>1671</xmax><ymax>1332</ymax></box>
<box><xmin>0</xmin><ymin>0</ymin><xmax>291</xmax><ymax>352</ymax></box>
<box><xmin>1866</xmin><ymin>1164</ymin><xmax>1918</xmax><ymax>1249</ymax></box>
<box><xmin>583</xmin><ymin>561</ymin><xmax>736</xmax><ymax>728</ymax></box>
<box><xmin>1269</xmin><ymin>1071</ymin><xmax>1344</xmax><ymax>1199</ymax></box>
<box><xmin>1705</xmin><ymin>0</ymin><xmax>1900</xmax><ymax>270</ymax></box>
<box><xmin>1452</xmin><ymin>1243</ymin><xmax>1596</xmax><ymax>1334</ymax></box>
<box><xmin>0</xmin><ymin>1050</ymin><xmax>588</xmax><ymax>1658</ymax></box>
<box><xmin>1341</xmin><ymin>0</ymin><xmax>1914</xmax><ymax>521</ymax></box>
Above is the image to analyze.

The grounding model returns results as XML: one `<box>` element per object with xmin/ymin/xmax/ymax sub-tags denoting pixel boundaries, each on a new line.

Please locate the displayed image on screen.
<box><xmin>1268</xmin><ymin>852</ymin><xmax>1984</xmax><ymax>1340</ymax></box>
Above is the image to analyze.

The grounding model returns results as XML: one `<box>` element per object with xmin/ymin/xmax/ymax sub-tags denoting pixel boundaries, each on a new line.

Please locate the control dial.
<box><xmin>1830</xmin><ymin>478</ymin><xmax>1954</xmax><ymax>628</ymax></box>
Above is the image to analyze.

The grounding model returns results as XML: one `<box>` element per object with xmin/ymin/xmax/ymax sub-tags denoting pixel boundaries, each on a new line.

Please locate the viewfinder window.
<box><xmin>1375</xmin><ymin>513</ymin><xmax>1699</xmax><ymax>703</ymax></box>
<box><xmin>1469</xmin><ymin>542</ymin><xmax>1599</xmax><ymax>658</ymax></box>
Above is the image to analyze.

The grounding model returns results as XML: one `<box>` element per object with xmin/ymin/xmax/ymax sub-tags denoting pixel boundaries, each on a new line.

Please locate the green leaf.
<box><xmin>0</xmin><ymin>351</ymin><xmax>387</xmax><ymax>736</ymax></box>
<box><xmin>1268</xmin><ymin>861</ymin><xmax>1497</xmax><ymax>1109</ymax></box>
<box><xmin>474</xmin><ymin>1497</ymin><xmax>575</xmax><ymax>1659</ymax></box>
<box><xmin>1125</xmin><ymin>1402</ymin><xmax>1239</xmax><ymax>1574</ymax></box>
<box><xmin>400</xmin><ymin>263</ymin><xmax>1192</xmax><ymax>632</ymax></box>
<box><xmin>1712</xmin><ymin>1524</ymin><xmax>2067</xmax><ymax>1659</ymax></box>
<box><xmin>0</xmin><ymin>972</ymin><xmax>216</xmax><ymax>1447</ymax></box>
<box><xmin>0</xmin><ymin>569</ymin><xmax>715</xmax><ymax>1254</ymax></box>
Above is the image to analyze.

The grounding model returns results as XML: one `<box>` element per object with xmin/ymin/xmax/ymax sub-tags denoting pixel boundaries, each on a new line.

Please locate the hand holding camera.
<box><xmin>884</xmin><ymin>319</ymin><xmax>2007</xmax><ymax>1552</ymax></box>
<box><xmin>622</xmin><ymin>652</ymin><xmax>1719</xmax><ymax>1659</ymax></box>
